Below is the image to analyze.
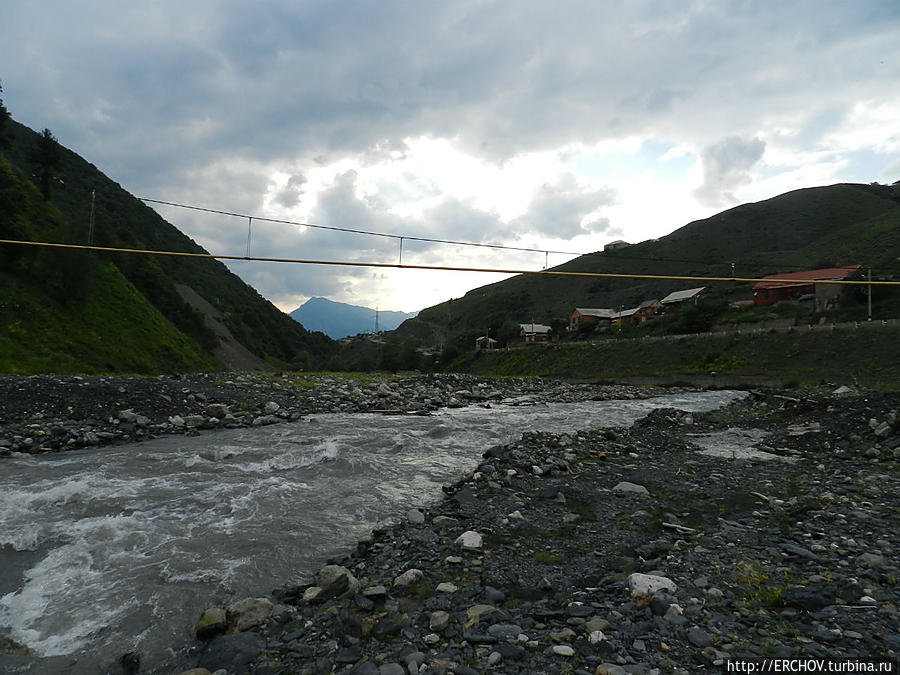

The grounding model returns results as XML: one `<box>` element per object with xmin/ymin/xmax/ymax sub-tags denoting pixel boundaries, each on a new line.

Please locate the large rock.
<box><xmin>316</xmin><ymin>564</ymin><xmax>359</xmax><ymax>592</ymax></box>
<box><xmin>627</xmin><ymin>573</ymin><xmax>677</xmax><ymax>597</ymax></box>
<box><xmin>193</xmin><ymin>607</ymin><xmax>227</xmax><ymax>640</ymax></box>
<box><xmin>454</xmin><ymin>530</ymin><xmax>483</xmax><ymax>550</ymax></box>
<box><xmin>393</xmin><ymin>568</ymin><xmax>425</xmax><ymax>587</ymax></box>
<box><xmin>613</xmin><ymin>481</ymin><xmax>650</xmax><ymax>497</ymax></box>
<box><xmin>197</xmin><ymin>633</ymin><xmax>265</xmax><ymax>673</ymax></box>
<box><xmin>226</xmin><ymin>597</ymin><xmax>273</xmax><ymax>631</ymax></box>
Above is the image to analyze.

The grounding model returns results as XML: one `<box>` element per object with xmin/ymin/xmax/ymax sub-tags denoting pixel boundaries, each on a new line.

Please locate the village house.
<box><xmin>611</xmin><ymin>307</ymin><xmax>640</xmax><ymax>327</ymax></box>
<box><xmin>635</xmin><ymin>299</ymin><xmax>662</xmax><ymax>322</ymax></box>
<box><xmin>603</xmin><ymin>240</ymin><xmax>631</xmax><ymax>252</ymax></box>
<box><xmin>753</xmin><ymin>266</ymin><xmax>860</xmax><ymax>311</ymax></box>
<box><xmin>474</xmin><ymin>336</ymin><xmax>498</xmax><ymax>351</ymax></box>
<box><xmin>520</xmin><ymin>323</ymin><xmax>552</xmax><ymax>342</ymax></box>
<box><xmin>660</xmin><ymin>287</ymin><xmax>710</xmax><ymax>309</ymax></box>
<box><xmin>570</xmin><ymin>307</ymin><xmax>616</xmax><ymax>331</ymax></box>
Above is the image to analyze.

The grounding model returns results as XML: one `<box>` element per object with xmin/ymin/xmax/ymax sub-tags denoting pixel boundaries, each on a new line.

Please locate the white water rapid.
<box><xmin>0</xmin><ymin>390</ymin><xmax>745</xmax><ymax>673</ymax></box>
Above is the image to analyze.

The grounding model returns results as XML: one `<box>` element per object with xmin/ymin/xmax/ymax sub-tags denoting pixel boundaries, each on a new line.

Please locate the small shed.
<box><xmin>520</xmin><ymin>323</ymin><xmax>552</xmax><ymax>342</ymax></box>
<box><xmin>474</xmin><ymin>336</ymin><xmax>498</xmax><ymax>351</ymax></box>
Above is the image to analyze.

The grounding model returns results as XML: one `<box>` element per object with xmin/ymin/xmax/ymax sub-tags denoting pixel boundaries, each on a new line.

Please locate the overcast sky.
<box><xmin>2</xmin><ymin>1</ymin><xmax>899</xmax><ymax>313</ymax></box>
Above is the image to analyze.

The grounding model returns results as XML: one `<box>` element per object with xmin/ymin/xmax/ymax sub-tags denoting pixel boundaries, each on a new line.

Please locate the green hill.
<box><xmin>399</xmin><ymin>181</ymin><xmax>900</xmax><ymax>351</ymax></box>
<box><xmin>0</xmin><ymin>120</ymin><xmax>336</xmax><ymax>374</ymax></box>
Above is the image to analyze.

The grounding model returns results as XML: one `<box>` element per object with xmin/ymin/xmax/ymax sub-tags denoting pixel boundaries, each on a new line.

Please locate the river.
<box><xmin>0</xmin><ymin>390</ymin><xmax>744</xmax><ymax>673</ymax></box>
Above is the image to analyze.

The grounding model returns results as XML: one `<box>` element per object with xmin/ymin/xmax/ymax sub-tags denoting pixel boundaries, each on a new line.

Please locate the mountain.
<box><xmin>290</xmin><ymin>297</ymin><xmax>417</xmax><ymax>339</ymax></box>
<box><xmin>397</xmin><ymin>181</ymin><xmax>900</xmax><ymax>351</ymax></box>
<box><xmin>0</xmin><ymin>119</ymin><xmax>336</xmax><ymax>374</ymax></box>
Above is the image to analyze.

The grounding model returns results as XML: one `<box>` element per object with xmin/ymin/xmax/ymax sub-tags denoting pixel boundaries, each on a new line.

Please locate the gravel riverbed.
<box><xmin>1</xmin><ymin>375</ymin><xmax>898</xmax><ymax>674</ymax></box>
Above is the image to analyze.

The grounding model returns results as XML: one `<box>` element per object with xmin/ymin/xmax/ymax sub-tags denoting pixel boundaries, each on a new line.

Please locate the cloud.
<box><xmin>3</xmin><ymin>1</ymin><xmax>900</xmax><ymax>311</ymax></box>
<box><xmin>693</xmin><ymin>136</ymin><xmax>766</xmax><ymax>208</ymax></box>
<box><xmin>513</xmin><ymin>174</ymin><xmax>616</xmax><ymax>238</ymax></box>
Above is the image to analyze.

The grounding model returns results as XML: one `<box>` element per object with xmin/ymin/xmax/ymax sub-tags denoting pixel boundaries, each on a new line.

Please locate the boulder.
<box><xmin>226</xmin><ymin>597</ymin><xmax>273</xmax><ymax>631</ymax></box>
<box><xmin>627</xmin><ymin>573</ymin><xmax>677</xmax><ymax>597</ymax></box>
<box><xmin>193</xmin><ymin>607</ymin><xmax>227</xmax><ymax>640</ymax></box>
<box><xmin>454</xmin><ymin>530</ymin><xmax>483</xmax><ymax>550</ymax></box>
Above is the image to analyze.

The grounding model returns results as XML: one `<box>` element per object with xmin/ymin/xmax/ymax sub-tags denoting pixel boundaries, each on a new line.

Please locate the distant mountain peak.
<box><xmin>290</xmin><ymin>297</ymin><xmax>417</xmax><ymax>339</ymax></box>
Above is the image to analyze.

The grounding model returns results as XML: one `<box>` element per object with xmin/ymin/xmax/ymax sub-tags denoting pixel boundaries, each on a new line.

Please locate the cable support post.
<box><xmin>246</xmin><ymin>217</ymin><xmax>252</xmax><ymax>258</ymax></box>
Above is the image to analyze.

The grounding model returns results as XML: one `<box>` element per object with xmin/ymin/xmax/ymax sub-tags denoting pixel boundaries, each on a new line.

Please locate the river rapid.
<box><xmin>0</xmin><ymin>390</ymin><xmax>744</xmax><ymax>673</ymax></box>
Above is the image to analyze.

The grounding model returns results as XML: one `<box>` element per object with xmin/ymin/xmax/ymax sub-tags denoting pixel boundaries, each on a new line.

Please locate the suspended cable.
<box><xmin>139</xmin><ymin>197</ymin><xmax>585</xmax><ymax>257</ymax></box>
<box><xmin>2</xmin><ymin>239</ymin><xmax>897</xmax><ymax>287</ymax></box>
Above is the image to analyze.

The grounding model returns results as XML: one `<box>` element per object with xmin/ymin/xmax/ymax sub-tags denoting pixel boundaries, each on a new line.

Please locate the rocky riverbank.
<box><xmin>0</xmin><ymin>373</ymin><xmax>651</xmax><ymax>457</ymax></box>
<box><xmin>169</xmin><ymin>385</ymin><xmax>900</xmax><ymax>675</ymax></box>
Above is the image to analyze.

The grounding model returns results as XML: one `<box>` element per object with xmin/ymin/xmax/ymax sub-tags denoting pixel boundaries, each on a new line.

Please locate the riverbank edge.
<box><xmin>174</xmin><ymin>384</ymin><xmax>900</xmax><ymax>675</ymax></box>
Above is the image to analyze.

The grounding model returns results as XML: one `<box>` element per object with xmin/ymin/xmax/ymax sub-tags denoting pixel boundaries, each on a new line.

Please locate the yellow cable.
<box><xmin>0</xmin><ymin>239</ymin><xmax>897</xmax><ymax>286</ymax></box>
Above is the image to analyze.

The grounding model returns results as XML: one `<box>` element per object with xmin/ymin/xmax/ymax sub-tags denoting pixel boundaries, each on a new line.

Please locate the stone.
<box><xmin>263</xmin><ymin>401</ymin><xmax>281</xmax><ymax>414</ymax></box>
<box><xmin>454</xmin><ymin>530</ymin><xmax>483</xmax><ymax>549</ymax></box>
<box><xmin>377</xmin><ymin>664</ymin><xmax>405</xmax><ymax>675</ymax></box>
<box><xmin>488</xmin><ymin>624</ymin><xmax>523</xmax><ymax>639</ymax></box>
<box><xmin>407</xmin><ymin>509</ymin><xmax>426</xmax><ymax>524</ymax></box>
<box><xmin>432</xmin><ymin>516</ymin><xmax>458</xmax><ymax>528</ymax></box>
<box><xmin>194</xmin><ymin>607</ymin><xmax>227</xmax><ymax>640</ymax></box>
<box><xmin>589</xmin><ymin>630</ymin><xmax>607</xmax><ymax>644</ymax></box>
<box><xmin>436</xmin><ymin>582</ymin><xmax>459</xmax><ymax>593</ymax></box>
<box><xmin>595</xmin><ymin>666</ymin><xmax>628</xmax><ymax>675</ymax></box>
<box><xmin>226</xmin><ymin>597</ymin><xmax>273</xmax><ymax>631</ymax></box>
<box><xmin>856</xmin><ymin>552</ymin><xmax>886</xmax><ymax>568</ymax></box>
<box><xmin>484</xmin><ymin>586</ymin><xmax>506</xmax><ymax>604</ymax></box>
<box><xmin>197</xmin><ymin>633</ymin><xmax>265</xmax><ymax>673</ymax></box>
<box><xmin>688</xmin><ymin>627</ymin><xmax>712</xmax><ymax>648</ymax></box>
<box><xmin>316</xmin><ymin>565</ymin><xmax>359</xmax><ymax>594</ymax></box>
<box><xmin>627</xmin><ymin>573</ymin><xmax>677</xmax><ymax>597</ymax></box>
<box><xmin>362</xmin><ymin>584</ymin><xmax>387</xmax><ymax>599</ymax></box>
<box><xmin>430</xmin><ymin>610</ymin><xmax>450</xmax><ymax>632</ymax></box>
<box><xmin>393</xmin><ymin>568</ymin><xmax>425</xmax><ymax>587</ymax></box>
<box><xmin>206</xmin><ymin>403</ymin><xmax>230</xmax><ymax>418</ymax></box>
<box><xmin>466</xmin><ymin>604</ymin><xmax>497</xmax><ymax>623</ymax></box>
<box><xmin>613</xmin><ymin>481</ymin><xmax>650</xmax><ymax>496</ymax></box>
<box><xmin>302</xmin><ymin>586</ymin><xmax>322</xmax><ymax>603</ymax></box>
<box><xmin>552</xmin><ymin>645</ymin><xmax>575</xmax><ymax>657</ymax></box>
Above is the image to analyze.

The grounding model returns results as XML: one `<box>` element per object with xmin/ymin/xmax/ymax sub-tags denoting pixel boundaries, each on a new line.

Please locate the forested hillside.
<box><xmin>399</xmin><ymin>181</ymin><xmax>900</xmax><ymax>351</ymax></box>
<box><xmin>0</xmin><ymin>119</ymin><xmax>335</xmax><ymax>373</ymax></box>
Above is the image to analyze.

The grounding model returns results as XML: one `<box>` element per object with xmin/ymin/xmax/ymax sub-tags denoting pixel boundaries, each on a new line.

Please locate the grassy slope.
<box><xmin>0</xmin><ymin>262</ymin><xmax>215</xmax><ymax>374</ymax></box>
<box><xmin>451</xmin><ymin>324</ymin><xmax>900</xmax><ymax>387</ymax></box>
<box><xmin>0</xmin><ymin>158</ymin><xmax>214</xmax><ymax>373</ymax></box>
<box><xmin>403</xmin><ymin>182</ymin><xmax>900</xmax><ymax>350</ymax></box>
<box><xmin>3</xmin><ymin>120</ymin><xmax>336</xmax><ymax>370</ymax></box>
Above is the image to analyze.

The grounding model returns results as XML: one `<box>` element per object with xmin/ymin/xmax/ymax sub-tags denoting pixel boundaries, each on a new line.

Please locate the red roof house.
<box><xmin>753</xmin><ymin>266</ymin><xmax>860</xmax><ymax>309</ymax></box>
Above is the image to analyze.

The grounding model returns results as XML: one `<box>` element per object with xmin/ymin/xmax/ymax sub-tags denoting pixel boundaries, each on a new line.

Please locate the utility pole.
<box><xmin>88</xmin><ymin>189</ymin><xmax>96</xmax><ymax>245</ymax></box>
<box><xmin>867</xmin><ymin>267</ymin><xmax>872</xmax><ymax>321</ymax></box>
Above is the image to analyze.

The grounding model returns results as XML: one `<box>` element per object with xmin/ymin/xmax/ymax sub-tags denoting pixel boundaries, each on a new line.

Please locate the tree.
<box><xmin>0</xmin><ymin>80</ymin><xmax>10</xmax><ymax>150</ymax></box>
<box><xmin>30</xmin><ymin>128</ymin><xmax>62</xmax><ymax>200</ymax></box>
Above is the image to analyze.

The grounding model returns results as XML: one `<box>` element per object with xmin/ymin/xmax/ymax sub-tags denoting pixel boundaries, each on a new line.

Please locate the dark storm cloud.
<box><xmin>2</xmin><ymin>1</ymin><xmax>899</xmax><ymax>309</ymax></box>
<box><xmin>693</xmin><ymin>136</ymin><xmax>766</xmax><ymax>208</ymax></box>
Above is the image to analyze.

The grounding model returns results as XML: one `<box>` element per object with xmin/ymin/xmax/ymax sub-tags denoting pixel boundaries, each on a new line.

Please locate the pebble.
<box><xmin>5</xmin><ymin>376</ymin><xmax>898</xmax><ymax>675</ymax></box>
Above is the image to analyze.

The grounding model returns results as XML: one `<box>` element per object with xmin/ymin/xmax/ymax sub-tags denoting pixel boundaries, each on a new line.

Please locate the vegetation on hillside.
<box><xmin>1</xmin><ymin>114</ymin><xmax>337</xmax><ymax>374</ymax></box>
<box><xmin>449</xmin><ymin>323</ymin><xmax>900</xmax><ymax>387</ymax></box>
<box><xmin>398</xmin><ymin>181</ymin><xmax>900</xmax><ymax>357</ymax></box>
<box><xmin>0</xmin><ymin>158</ymin><xmax>215</xmax><ymax>373</ymax></box>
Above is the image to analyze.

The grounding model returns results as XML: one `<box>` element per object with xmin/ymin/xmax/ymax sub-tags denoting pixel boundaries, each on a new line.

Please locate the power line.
<box><xmin>139</xmin><ymin>197</ymin><xmax>880</xmax><ymax>274</ymax></box>
<box><xmin>2</xmin><ymin>239</ymin><xmax>897</xmax><ymax>287</ymax></box>
<box><xmin>139</xmin><ymin>197</ymin><xmax>586</xmax><ymax>258</ymax></box>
